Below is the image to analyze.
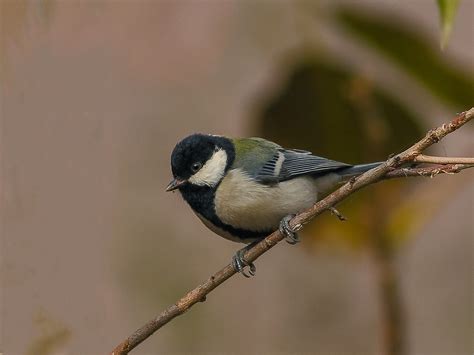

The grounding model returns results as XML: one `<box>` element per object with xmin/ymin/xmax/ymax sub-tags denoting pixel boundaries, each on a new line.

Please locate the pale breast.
<box><xmin>214</xmin><ymin>169</ymin><xmax>321</xmax><ymax>232</ymax></box>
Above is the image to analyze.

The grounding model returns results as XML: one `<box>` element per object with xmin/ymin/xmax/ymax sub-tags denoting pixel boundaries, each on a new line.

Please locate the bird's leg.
<box><xmin>279</xmin><ymin>214</ymin><xmax>301</xmax><ymax>245</ymax></box>
<box><xmin>232</xmin><ymin>241</ymin><xmax>258</xmax><ymax>278</ymax></box>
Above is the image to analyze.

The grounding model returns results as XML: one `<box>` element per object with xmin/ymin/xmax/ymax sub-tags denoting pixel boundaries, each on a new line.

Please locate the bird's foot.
<box><xmin>232</xmin><ymin>243</ymin><xmax>257</xmax><ymax>278</ymax></box>
<box><xmin>279</xmin><ymin>214</ymin><xmax>301</xmax><ymax>245</ymax></box>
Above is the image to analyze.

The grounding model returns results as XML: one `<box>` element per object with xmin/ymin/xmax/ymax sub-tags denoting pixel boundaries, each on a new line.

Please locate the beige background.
<box><xmin>1</xmin><ymin>1</ymin><xmax>473</xmax><ymax>354</ymax></box>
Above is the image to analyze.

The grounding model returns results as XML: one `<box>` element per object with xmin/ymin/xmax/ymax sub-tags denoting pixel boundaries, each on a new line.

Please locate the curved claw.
<box><xmin>248</xmin><ymin>262</ymin><xmax>256</xmax><ymax>276</ymax></box>
<box><xmin>279</xmin><ymin>214</ymin><xmax>300</xmax><ymax>245</ymax></box>
<box><xmin>232</xmin><ymin>247</ymin><xmax>257</xmax><ymax>278</ymax></box>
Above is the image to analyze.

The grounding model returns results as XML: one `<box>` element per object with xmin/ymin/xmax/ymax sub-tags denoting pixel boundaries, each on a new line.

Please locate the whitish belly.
<box><xmin>214</xmin><ymin>170</ymin><xmax>321</xmax><ymax>232</ymax></box>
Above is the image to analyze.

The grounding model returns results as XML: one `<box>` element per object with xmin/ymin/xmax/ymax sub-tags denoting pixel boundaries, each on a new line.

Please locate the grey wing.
<box><xmin>256</xmin><ymin>148</ymin><xmax>351</xmax><ymax>183</ymax></box>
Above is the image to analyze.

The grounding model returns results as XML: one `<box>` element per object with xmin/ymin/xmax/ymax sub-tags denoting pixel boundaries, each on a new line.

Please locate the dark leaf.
<box><xmin>336</xmin><ymin>7</ymin><xmax>474</xmax><ymax>109</ymax></box>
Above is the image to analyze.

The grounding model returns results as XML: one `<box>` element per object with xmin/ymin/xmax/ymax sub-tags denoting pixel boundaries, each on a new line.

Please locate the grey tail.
<box><xmin>338</xmin><ymin>162</ymin><xmax>382</xmax><ymax>180</ymax></box>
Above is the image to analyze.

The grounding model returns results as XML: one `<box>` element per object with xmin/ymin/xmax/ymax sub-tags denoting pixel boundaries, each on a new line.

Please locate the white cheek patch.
<box><xmin>188</xmin><ymin>149</ymin><xmax>228</xmax><ymax>187</ymax></box>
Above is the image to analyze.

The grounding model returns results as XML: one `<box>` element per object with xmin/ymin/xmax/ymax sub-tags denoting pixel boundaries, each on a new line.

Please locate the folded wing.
<box><xmin>257</xmin><ymin>148</ymin><xmax>351</xmax><ymax>183</ymax></box>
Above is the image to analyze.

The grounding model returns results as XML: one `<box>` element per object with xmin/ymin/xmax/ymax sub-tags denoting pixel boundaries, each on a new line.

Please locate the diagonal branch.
<box><xmin>110</xmin><ymin>108</ymin><xmax>473</xmax><ymax>355</ymax></box>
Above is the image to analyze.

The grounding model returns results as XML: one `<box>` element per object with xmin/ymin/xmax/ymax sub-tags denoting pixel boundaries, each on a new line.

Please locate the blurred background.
<box><xmin>1</xmin><ymin>1</ymin><xmax>473</xmax><ymax>354</ymax></box>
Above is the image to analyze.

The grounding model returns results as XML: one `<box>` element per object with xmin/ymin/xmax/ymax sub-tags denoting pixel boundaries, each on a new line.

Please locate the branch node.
<box><xmin>264</xmin><ymin>237</ymin><xmax>275</xmax><ymax>249</ymax></box>
<box><xmin>329</xmin><ymin>207</ymin><xmax>347</xmax><ymax>221</ymax></box>
<box><xmin>349</xmin><ymin>176</ymin><xmax>357</xmax><ymax>187</ymax></box>
<box><xmin>429</xmin><ymin>128</ymin><xmax>441</xmax><ymax>143</ymax></box>
<box><xmin>400</xmin><ymin>168</ymin><xmax>411</xmax><ymax>177</ymax></box>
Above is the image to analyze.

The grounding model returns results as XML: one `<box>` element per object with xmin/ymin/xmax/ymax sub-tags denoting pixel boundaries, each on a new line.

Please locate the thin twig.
<box><xmin>414</xmin><ymin>154</ymin><xmax>474</xmax><ymax>164</ymax></box>
<box><xmin>329</xmin><ymin>206</ymin><xmax>347</xmax><ymax>221</ymax></box>
<box><xmin>110</xmin><ymin>108</ymin><xmax>473</xmax><ymax>355</ymax></box>
<box><xmin>385</xmin><ymin>163</ymin><xmax>472</xmax><ymax>179</ymax></box>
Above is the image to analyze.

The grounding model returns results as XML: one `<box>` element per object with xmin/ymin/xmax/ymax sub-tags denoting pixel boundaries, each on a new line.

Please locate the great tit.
<box><xmin>166</xmin><ymin>133</ymin><xmax>380</xmax><ymax>277</ymax></box>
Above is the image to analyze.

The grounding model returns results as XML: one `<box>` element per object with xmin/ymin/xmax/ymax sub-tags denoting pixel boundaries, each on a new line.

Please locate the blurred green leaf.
<box><xmin>255</xmin><ymin>57</ymin><xmax>425</xmax><ymax>249</ymax></box>
<box><xmin>336</xmin><ymin>7</ymin><xmax>474</xmax><ymax>109</ymax></box>
<box><xmin>437</xmin><ymin>0</ymin><xmax>460</xmax><ymax>49</ymax></box>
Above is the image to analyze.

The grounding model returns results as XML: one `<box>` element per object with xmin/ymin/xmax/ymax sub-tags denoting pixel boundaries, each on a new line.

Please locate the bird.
<box><xmin>166</xmin><ymin>133</ymin><xmax>380</xmax><ymax>277</ymax></box>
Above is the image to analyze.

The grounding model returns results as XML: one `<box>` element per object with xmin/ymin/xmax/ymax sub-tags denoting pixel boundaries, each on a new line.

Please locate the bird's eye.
<box><xmin>191</xmin><ymin>162</ymin><xmax>202</xmax><ymax>173</ymax></box>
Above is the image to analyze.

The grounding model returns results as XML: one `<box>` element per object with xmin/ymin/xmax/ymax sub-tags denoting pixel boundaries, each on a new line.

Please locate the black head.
<box><xmin>166</xmin><ymin>134</ymin><xmax>235</xmax><ymax>191</ymax></box>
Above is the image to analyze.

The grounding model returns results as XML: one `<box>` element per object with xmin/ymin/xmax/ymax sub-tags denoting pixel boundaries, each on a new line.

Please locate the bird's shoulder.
<box><xmin>230</xmin><ymin>137</ymin><xmax>279</xmax><ymax>174</ymax></box>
